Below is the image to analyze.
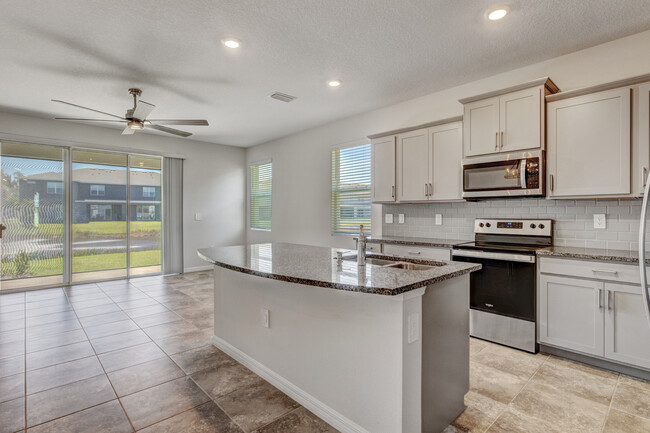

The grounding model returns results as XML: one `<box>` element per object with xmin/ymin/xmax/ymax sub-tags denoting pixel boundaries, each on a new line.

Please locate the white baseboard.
<box><xmin>210</xmin><ymin>336</ymin><xmax>370</xmax><ymax>433</ymax></box>
<box><xmin>183</xmin><ymin>265</ymin><xmax>213</xmax><ymax>273</ymax></box>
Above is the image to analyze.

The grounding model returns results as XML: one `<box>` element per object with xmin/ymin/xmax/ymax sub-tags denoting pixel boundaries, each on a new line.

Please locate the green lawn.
<box><xmin>5</xmin><ymin>220</ymin><xmax>161</xmax><ymax>238</ymax></box>
<box><xmin>1</xmin><ymin>250</ymin><xmax>161</xmax><ymax>277</ymax></box>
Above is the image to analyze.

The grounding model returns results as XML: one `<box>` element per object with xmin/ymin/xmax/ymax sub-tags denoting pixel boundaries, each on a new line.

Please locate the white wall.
<box><xmin>246</xmin><ymin>29</ymin><xmax>650</xmax><ymax>249</ymax></box>
<box><xmin>0</xmin><ymin>111</ymin><xmax>246</xmax><ymax>272</ymax></box>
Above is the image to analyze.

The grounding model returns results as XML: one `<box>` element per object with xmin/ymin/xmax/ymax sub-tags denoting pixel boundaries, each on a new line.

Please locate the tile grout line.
<box><xmin>63</xmin><ymin>282</ymin><xmax>138</xmax><ymax>433</ymax></box>
<box><xmin>600</xmin><ymin>376</ymin><xmax>620</xmax><ymax>433</ymax></box>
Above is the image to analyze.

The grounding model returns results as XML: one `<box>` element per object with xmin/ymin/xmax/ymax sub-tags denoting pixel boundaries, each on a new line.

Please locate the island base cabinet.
<box><xmin>538</xmin><ymin>275</ymin><xmax>604</xmax><ymax>356</ymax></box>
<box><xmin>212</xmin><ymin>266</ymin><xmax>470</xmax><ymax>433</ymax></box>
<box><xmin>605</xmin><ymin>283</ymin><xmax>650</xmax><ymax>370</ymax></box>
<box><xmin>539</xmin><ymin>274</ymin><xmax>650</xmax><ymax>370</ymax></box>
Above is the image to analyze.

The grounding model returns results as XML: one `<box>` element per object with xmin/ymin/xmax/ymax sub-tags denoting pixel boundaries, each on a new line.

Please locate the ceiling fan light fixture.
<box><xmin>128</xmin><ymin>120</ymin><xmax>144</xmax><ymax>130</ymax></box>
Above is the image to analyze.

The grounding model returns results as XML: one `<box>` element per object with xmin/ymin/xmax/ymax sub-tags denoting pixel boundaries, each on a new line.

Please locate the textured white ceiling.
<box><xmin>1</xmin><ymin>0</ymin><xmax>650</xmax><ymax>147</ymax></box>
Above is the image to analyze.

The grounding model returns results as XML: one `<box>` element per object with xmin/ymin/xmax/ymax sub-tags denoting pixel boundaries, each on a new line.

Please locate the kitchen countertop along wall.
<box><xmin>382</xmin><ymin>197</ymin><xmax>648</xmax><ymax>252</ymax></box>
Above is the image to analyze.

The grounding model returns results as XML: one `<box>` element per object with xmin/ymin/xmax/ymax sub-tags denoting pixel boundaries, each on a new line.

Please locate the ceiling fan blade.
<box><xmin>146</xmin><ymin>119</ymin><xmax>209</xmax><ymax>126</ymax></box>
<box><xmin>51</xmin><ymin>99</ymin><xmax>125</xmax><ymax>120</ymax></box>
<box><xmin>133</xmin><ymin>100</ymin><xmax>155</xmax><ymax>121</ymax></box>
<box><xmin>147</xmin><ymin>124</ymin><xmax>192</xmax><ymax>138</ymax></box>
<box><xmin>55</xmin><ymin>118</ymin><xmax>127</xmax><ymax>123</ymax></box>
<box><xmin>121</xmin><ymin>126</ymin><xmax>136</xmax><ymax>135</ymax></box>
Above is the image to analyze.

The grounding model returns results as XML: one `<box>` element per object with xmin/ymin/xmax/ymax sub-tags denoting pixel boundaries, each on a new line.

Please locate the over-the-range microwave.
<box><xmin>462</xmin><ymin>150</ymin><xmax>544</xmax><ymax>199</ymax></box>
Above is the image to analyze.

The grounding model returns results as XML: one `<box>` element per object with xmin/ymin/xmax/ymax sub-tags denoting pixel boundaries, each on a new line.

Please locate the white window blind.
<box><xmin>331</xmin><ymin>143</ymin><xmax>372</xmax><ymax>235</ymax></box>
<box><xmin>250</xmin><ymin>162</ymin><xmax>272</xmax><ymax>230</ymax></box>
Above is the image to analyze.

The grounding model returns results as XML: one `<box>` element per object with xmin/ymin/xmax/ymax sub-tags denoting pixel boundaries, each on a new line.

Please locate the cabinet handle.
<box><xmin>598</xmin><ymin>288</ymin><xmax>604</xmax><ymax>309</ymax></box>
<box><xmin>500</xmin><ymin>131</ymin><xmax>504</xmax><ymax>149</ymax></box>
<box><xmin>607</xmin><ymin>290</ymin><xmax>614</xmax><ymax>311</ymax></box>
<box><xmin>592</xmin><ymin>269</ymin><xmax>618</xmax><ymax>275</ymax></box>
<box><xmin>495</xmin><ymin>132</ymin><xmax>498</xmax><ymax>151</ymax></box>
<box><xmin>643</xmin><ymin>167</ymin><xmax>648</xmax><ymax>188</ymax></box>
<box><xmin>424</xmin><ymin>183</ymin><xmax>428</xmax><ymax>197</ymax></box>
<box><xmin>407</xmin><ymin>251</ymin><xmax>421</xmax><ymax>255</ymax></box>
<box><xmin>429</xmin><ymin>183</ymin><xmax>433</xmax><ymax>197</ymax></box>
<box><xmin>392</xmin><ymin>185</ymin><xmax>395</xmax><ymax>199</ymax></box>
<box><xmin>550</xmin><ymin>174</ymin><xmax>554</xmax><ymax>191</ymax></box>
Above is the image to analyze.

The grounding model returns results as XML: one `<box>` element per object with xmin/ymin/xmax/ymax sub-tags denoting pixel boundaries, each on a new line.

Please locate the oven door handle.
<box><xmin>520</xmin><ymin>159</ymin><xmax>527</xmax><ymax>189</ymax></box>
<box><xmin>452</xmin><ymin>249</ymin><xmax>536</xmax><ymax>263</ymax></box>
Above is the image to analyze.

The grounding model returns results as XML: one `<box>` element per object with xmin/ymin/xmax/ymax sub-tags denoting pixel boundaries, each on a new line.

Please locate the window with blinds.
<box><xmin>331</xmin><ymin>143</ymin><xmax>372</xmax><ymax>235</ymax></box>
<box><xmin>250</xmin><ymin>161</ymin><xmax>273</xmax><ymax>230</ymax></box>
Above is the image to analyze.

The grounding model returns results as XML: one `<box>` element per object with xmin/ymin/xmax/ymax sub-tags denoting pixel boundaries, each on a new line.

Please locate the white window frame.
<box><xmin>90</xmin><ymin>184</ymin><xmax>105</xmax><ymax>196</ymax></box>
<box><xmin>47</xmin><ymin>181</ymin><xmax>63</xmax><ymax>194</ymax></box>
<box><xmin>248</xmin><ymin>159</ymin><xmax>273</xmax><ymax>231</ymax></box>
<box><xmin>330</xmin><ymin>140</ymin><xmax>372</xmax><ymax>236</ymax></box>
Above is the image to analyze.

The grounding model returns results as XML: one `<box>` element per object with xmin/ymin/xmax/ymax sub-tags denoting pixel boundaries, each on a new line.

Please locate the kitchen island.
<box><xmin>198</xmin><ymin>243</ymin><xmax>480</xmax><ymax>433</ymax></box>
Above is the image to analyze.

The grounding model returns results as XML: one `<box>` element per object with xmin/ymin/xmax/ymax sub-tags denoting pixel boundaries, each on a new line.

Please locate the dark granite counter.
<box><xmin>353</xmin><ymin>235</ymin><xmax>462</xmax><ymax>248</ymax></box>
<box><xmin>198</xmin><ymin>242</ymin><xmax>480</xmax><ymax>296</ymax></box>
<box><xmin>537</xmin><ymin>246</ymin><xmax>650</xmax><ymax>265</ymax></box>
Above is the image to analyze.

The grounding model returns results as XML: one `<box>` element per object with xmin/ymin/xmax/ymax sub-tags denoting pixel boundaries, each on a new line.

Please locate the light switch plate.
<box><xmin>398</xmin><ymin>214</ymin><xmax>405</xmax><ymax>224</ymax></box>
<box><xmin>594</xmin><ymin>214</ymin><xmax>606</xmax><ymax>229</ymax></box>
<box><xmin>407</xmin><ymin>313</ymin><xmax>420</xmax><ymax>344</ymax></box>
<box><xmin>194</xmin><ymin>212</ymin><xmax>203</xmax><ymax>221</ymax></box>
<box><xmin>385</xmin><ymin>214</ymin><xmax>393</xmax><ymax>224</ymax></box>
<box><xmin>261</xmin><ymin>309</ymin><xmax>270</xmax><ymax>328</ymax></box>
<box><xmin>435</xmin><ymin>214</ymin><xmax>443</xmax><ymax>225</ymax></box>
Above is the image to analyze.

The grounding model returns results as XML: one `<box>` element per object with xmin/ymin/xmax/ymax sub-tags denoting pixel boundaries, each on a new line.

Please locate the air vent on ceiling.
<box><xmin>270</xmin><ymin>92</ymin><xmax>296</xmax><ymax>103</ymax></box>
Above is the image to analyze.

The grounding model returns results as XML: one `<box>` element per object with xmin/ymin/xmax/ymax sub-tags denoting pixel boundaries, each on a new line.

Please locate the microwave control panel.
<box><xmin>525</xmin><ymin>158</ymin><xmax>540</xmax><ymax>189</ymax></box>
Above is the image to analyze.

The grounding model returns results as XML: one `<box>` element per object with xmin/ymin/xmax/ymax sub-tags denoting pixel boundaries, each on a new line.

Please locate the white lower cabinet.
<box><xmin>539</xmin><ymin>258</ymin><xmax>650</xmax><ymax>370</ymax></box>
<box><xmin>539</xmin><ymin>274</ymin><xmax>604</xmax><ymax>356</ymax></box>
<box><xmin>382</xmin><ymin>244</ymin><xmax>450</xmax><ymax>261</ymax></box>
<box><xmin>605</xmin><ymin>283</ymin><xmax>650</xmax><ymax>369</ymax></box>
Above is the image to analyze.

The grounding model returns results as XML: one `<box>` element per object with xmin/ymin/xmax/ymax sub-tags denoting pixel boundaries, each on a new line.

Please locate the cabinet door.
<box><xmin>397</xmin><ymin>128</ymin><xmax>430</xmax><ymax>201</ymax></box>
<box><xmin>430</xmin><ymin>122</ymin><xmax>463</xmax><ymax>201</ymax></box>
<box><xmin>539</xmin><ymin>275</ymin><xmax>604</xmax><ymax>356</ymax></box>
<box><xmin>639</xmin><ymin>83</ymin><xmax>650</xmax><ymax>195</ymax></box>
<box><xmin>604</xmin><ymin>283</ymin><xmax>650</xmax><ymax>369</ymax></box>
<box><xmin>547</xmin><ymin>87</ymin><xmax>631</xmax><ymax>197</ymax></box>
<box><xmin>371</xmin><ymin>136</ymin><xmax>396</xmax><ymax>202</ymax></box>
<box><xmin>500</xmin><ymin>87</ymin><xmax>542</xmax><ymax>153</ymax></box>
<box><xmin>463</xmin><ymin>96</ymin><xmax>500</xmax><ymax>157</ymax></box>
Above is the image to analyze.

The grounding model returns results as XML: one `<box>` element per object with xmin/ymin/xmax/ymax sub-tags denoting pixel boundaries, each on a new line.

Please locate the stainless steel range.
<box><xmin>451</xmin><ymin>218</ymin><xmax>553</xmax><ymax>353</ymax></box>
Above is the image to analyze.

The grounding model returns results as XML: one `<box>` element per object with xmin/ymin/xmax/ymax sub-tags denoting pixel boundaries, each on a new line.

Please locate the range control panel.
<box><xmin>474</xmin><ymin>219</ymin><xmax>553</xmax><ymax>237</ymax></box>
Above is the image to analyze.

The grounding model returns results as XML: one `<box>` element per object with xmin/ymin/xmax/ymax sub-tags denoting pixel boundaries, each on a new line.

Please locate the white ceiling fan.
<box><xmin>52</xmin><ymin>88</ymin><xmax>208</xmax><ymax>137</ymax></box>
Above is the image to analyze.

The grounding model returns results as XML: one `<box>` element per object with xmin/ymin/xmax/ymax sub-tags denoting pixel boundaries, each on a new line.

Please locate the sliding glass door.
<box><xmin>0</xmin><ymin>141</ymin><xmax>163</xmax><ymax>289</ymax></box>
<box><xmin>0</xmin><ymin>142</ymin><xmax>66</xmax><ymax>289</ymax></box>
<box><xmin>129</xmin><ymin>156</ymin><xmax>162</xmax><ymax>276</ymax></box>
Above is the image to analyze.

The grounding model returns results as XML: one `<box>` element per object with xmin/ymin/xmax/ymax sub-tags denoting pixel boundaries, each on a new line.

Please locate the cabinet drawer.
<box><xmin>383</xmin><ymin>244</ymin><xmax>450</xmax><ymax>261</ymax></box>
<box><xmin>539</xmin><ymin>257</ymin><xmax>643</xmax><ymax>285</ymax></box>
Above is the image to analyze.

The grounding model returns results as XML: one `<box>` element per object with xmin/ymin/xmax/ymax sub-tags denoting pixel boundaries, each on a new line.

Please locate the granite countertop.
<box><xmin>353</xmin><ymin>235</ymin><xmax>463</xmax><ymax>248</ymax></box>
<box><xmin>198</xmin><ymin>242</ymin><xmax>480</xmax><ymax>296</ymax></box>
<box><xmin>537</xmin><ymin>246</ymin><xmax>650</xmax><ymax>265</ymax></box>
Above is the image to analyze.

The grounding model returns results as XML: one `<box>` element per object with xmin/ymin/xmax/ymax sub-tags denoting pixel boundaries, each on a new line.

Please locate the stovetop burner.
<box><xmin>452</xmin><ymin>218</ymin><xmax>554</xmax><ymax>252</ymax></box>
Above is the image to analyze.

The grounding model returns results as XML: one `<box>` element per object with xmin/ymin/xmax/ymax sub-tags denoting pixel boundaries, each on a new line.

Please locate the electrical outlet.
<box><xmin>398</xmin><ymin>214</ymin><xmax>405</xmax><ymax>224</ymax></box>
<box><xmin>261</xmin><ymin>309</ymin><xmax>270</xmax><ymax>328</ymax></box>
<box><xmin>594</xmin><ymin>214</ymin><xmax>606</xmax><ymax>229</ymax></box>
<box><xmin>194</xmin><ymin>212</ymin><xmax>203</xmax><ymax>221</ymax></box>
<box><xmin>385</xmin><ymin>213</ymin><xmax>394</xmax><ymax>224</ymax></box>
<box><xmin>407</xmin><ymin>313</ymin><xmax>420</xmax><ymax>344</ymax></box>
<box><xmin>435</xmin><ymin>214</ymin><xmax>443</xmax><ymax>225</ymax></box>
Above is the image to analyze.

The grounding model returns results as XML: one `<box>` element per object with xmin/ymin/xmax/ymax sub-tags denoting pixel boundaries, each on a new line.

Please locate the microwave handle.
<box><xmin>520</xmin><ymin>159</ymin><xmax>527</xmax><ymax>189</ymax></box>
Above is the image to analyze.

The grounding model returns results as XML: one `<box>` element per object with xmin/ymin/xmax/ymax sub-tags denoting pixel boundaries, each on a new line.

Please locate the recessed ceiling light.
<box><xmin>488</xmin><ymin>8</ymin><xmax>508</xmax><ymax>21</ymax></box>
<box><xmin>221</xmin><ymin>38</ymin><xmax>241</xmax><ymax>49</ymax></box>
<box><xmin>328</xmin><ymin>80</ymin><xmax>342</xmax><ymax>87</ymax></box>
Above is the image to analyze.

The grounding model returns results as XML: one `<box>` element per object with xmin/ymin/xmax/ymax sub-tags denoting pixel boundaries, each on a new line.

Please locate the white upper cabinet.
<box><xmin>371</xmin><ymin>135</ymin><xmax>396</xmax><ymax>202</ymax></box>
<box><xmin>460</xmin><ymin>78</ymin><xmax>557</xmax><ymax>158</ymax></box>
<box><xmin>397</xmin><ymin>128</ymin><xmax>429</xmax><ymax>201</ymax></box>
<box><xmin>500</xmin><ymin>87</ymin><xmax>542</xmax><ymax>153</ymax></box>
<box><xmin>430</xmin><ymin>122</ymin><xmax>463</xmax><ymax>201</ymax></box>
<box><xmin>639</xmin><ymin>82</ymin><xmax>650</xmax><ymax>195</ymax></box>
<box><xmin>547</xmin><ymin>87</ymin><xmax>631</xmax><ymax>198</ymax></box>
<box><xmin>463</xmin><ymin>97</ymin><xmax>500</xmax><ymax>157</ymax></box>
<box><xmin>371</xmin><ymin>117</ymin><xmax>463</xmax><ymax>203</ymax></box>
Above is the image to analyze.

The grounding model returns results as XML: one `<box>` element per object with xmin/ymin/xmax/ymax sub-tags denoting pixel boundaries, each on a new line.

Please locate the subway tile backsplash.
<box><xmin>382</xmin><ymin>198</ymin><xmax>650</xmax><ymax>251</ymax></box>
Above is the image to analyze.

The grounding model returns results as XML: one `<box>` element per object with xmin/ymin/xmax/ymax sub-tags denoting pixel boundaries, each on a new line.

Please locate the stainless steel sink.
<box><xmin>341</xmin><ymin>255</ymin><xmax>435</xmax><ymax>270</ymax></box>
<box><xmin>383</xmin><ymin>262</ymin><xmax>433</xmax><ymax>270</ymax></box>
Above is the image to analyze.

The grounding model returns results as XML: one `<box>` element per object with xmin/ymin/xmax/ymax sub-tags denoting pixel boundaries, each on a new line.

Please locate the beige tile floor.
<box><xmin>1</xmin><ymin>270</ymin><xmax>649</xmax><ymax>433</ymax></box>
